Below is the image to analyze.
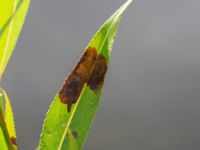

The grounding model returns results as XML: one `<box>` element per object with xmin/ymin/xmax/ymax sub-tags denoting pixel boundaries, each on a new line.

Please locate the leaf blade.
<box><xmin>0</xmin><ymin>92</ymin><xmax>13</xmax><ymax>150</ymax></box>
<box><xmin>0</xmin><ymin>92</ymin><xmax>8</xmax><ymax>150</ymax></box>
<box><xmin>0</xmin><ymin>88</ymin><xmax>17</xmax><ymax>149</ymax></box>
<box><xmin>0</xmin><ymin>0</ymin><xmax>30</xmax><ymax>79</ymax></box>
<box><xmin>1</xmin><ymin>89</ymin><xmax>16</xmax><ymax>140</ymax></box>
<box><xmin>39</xmin><ymin>1</ymin><xmax>132</xmax><ymax>149</ymax></box>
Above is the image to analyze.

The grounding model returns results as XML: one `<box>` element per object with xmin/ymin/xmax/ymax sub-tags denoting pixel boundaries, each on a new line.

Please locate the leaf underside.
<box><xmin>39</xmin><ymin>0</ymin><xmax>133</xmax><ymax>150</ymax></box>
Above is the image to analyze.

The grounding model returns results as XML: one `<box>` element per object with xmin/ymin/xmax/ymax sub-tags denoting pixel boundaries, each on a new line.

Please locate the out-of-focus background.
<box><xmin>2</xmin><ymin>0</ymin><xmax>200</xmax><ymax>149</ymax></box>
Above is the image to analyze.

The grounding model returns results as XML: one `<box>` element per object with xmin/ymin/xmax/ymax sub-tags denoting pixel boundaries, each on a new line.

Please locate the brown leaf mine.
<box><xmin>87</xmin><ymin>54</ymin><xmax>108</xmax><ymax>92</ymax></box>
<box><xmin>59</xmin><ymin>47</ymin><xmax>98</xmax><ymax>112</ymax></box>
<box><xmin>59</xmin><ymin>74</ymin><xmax>84</xmax><ymax>112</ymax></box>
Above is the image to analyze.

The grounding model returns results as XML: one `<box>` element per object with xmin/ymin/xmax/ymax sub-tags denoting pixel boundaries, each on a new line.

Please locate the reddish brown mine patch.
<box><xmin>74</xmin><ymin>47</ymin><xmax>98</xmax><ymax>81</ymax></box>
<box><xmin>59</xmin><ymin>47</ymin><xmax>98</xmax><ymax>112</ymax></box>
<box><xmin>87</xmin><ymin>54</ymin><xmax>108</xmax><ymax>92</ymax></box>
<box><xmin>10</xmin><ymin>137</ymin><xmax>17</xmax><ymax>145</ymax></box>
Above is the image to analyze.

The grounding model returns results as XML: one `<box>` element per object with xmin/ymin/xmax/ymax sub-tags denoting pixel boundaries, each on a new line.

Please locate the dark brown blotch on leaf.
<box><xmin>72</xmin><ymin>131</ymin><xmax>78</xmax><ymax>139</ymax></box>
<box><xmin>11</xmin><ymin>137</ymin><xmax>17</xmax><ymax>145</ymax></box>
<box><xmin>59</xmin><ymin>47</ymin><xmax>98</xmax><ymax>112</ymax></box>
<box><xmin>87</xmin><ymin>54</ymin><xmax>108</xmax><ymax>92</ymax></box>
<box><xmin>74</xmin><ymin>47</ymin><xmax>98</xmax><ymax>81</ymax></box>
<box><xmin>59</xmin><ymin>74</ymin><xmax>84</xmax><ymax>112</ymax></box>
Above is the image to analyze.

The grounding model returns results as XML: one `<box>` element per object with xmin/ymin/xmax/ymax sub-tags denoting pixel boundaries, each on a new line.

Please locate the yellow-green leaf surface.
<box><xmin>0</xmin><ymin>0</ymin><xmax>30</xmax><ymax>79</ymax></box>
<box><xmin>0</xmin><ymin>92</ymin><xmax>13</xmax><ymax>150</ymax></box>
<box><xmin>0</xmin><ymin>0</ymin><xmax>30</xmax><ymax>149</ymax></box>
<box><xmin>68</xmin><ymin>129</ymin><xmax>78</xmax><ymax>150</ymax></box>
<box><xmin>39</xmin><ymin>0</ymin><xmax>133</xmax><ymax>149</ymax></box>
<box><xmin>2</xmin><ymin>89</ymin><xmax>16</xmax><ymax>140</ymax></box>
<box><xmin>0</xmin><ymin>89</ymin><xmax>17</xmax><ymax>150</ymax></box>
<box><xmin>0</xmin><ymin>92</ymin><xmax>7</xmax><ymax>150</ymax></box>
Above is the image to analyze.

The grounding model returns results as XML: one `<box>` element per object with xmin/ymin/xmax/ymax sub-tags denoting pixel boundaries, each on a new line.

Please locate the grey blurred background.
<box><xmin>2</xmin><ymin>0</ymin><xmax>200</xmax><ymax>149</ymax></box>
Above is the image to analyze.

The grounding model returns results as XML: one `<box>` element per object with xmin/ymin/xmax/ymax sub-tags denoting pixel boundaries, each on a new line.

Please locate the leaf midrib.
<box><xmin>58</xmin><ymin>84</ymin><xmax>86</xmax><ymax>150</ymax></box>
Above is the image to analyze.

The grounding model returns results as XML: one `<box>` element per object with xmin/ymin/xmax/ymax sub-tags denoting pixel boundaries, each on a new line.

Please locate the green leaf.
<box><xmin>39</xmin><ymin>0</ymin><xmax>133</xmax><ymax>149</ymax></box>
<box><xmin>0</xmin><ymin>115</ymin><xmax>9</xmax><ymax>150</ymax></box>
<box><xmin>1</xmin><ymin>89</ymin><xmax>16</xmax><ymax>141</ymax></box>
<box><xmin>0</xmin><ymin>88</ymin><xmax>17</xmax><ymax>150</ymax></box>
<box><xmin>0</xmin><ymin>0</ymin><xmax>30</xmax><ymax>79</ymax></box>
<box><xmin>0</xmin><ymin>93</ymin><xmax>13</xmax><ymax>150</ymax></box>
<box><xmin>0</xmin><ymin>92</ymin><xmax>8</xmax><ymax>150</ymax></box>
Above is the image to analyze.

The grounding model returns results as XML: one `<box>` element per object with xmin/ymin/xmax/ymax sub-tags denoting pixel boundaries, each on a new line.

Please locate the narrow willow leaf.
<box><xmin>0</xmin><ymin>114</ymin><xmax>9</xmax><ymax>150</ymax></box>
<box><xmin>0</xmin><ymin>93</ymin><xmax>8</xmax><ymax>150</ymax></box>
<box><xmin>0</xmin><ymin>88</ymin><xmax>17</xmax><ymax>149</ymax></box>
<box><xmin>0</xmin><ymin>0</ymin><xmax>30</xmax><ymax>79</ymax></box>
<box><xmin>39</xmin><ymin>0</ymin><xmax>133</xmax><ymax>149</ymax></box>
<box><xmin>1</xmin><ymin>89</ymin><xmax>17</xmax><ymax>143</ymax></box>
<box><xmin>0</xmin><ymin>93</ymin><xmax>13</xmax><ymax>150</ymax></box>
